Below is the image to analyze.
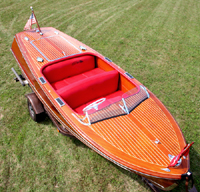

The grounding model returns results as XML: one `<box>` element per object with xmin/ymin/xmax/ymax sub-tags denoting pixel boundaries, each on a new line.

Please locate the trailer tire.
<box><xmin>27</xmin><ymin>99</ymin><xmax>46</xmax><ymax>122</ymax></box>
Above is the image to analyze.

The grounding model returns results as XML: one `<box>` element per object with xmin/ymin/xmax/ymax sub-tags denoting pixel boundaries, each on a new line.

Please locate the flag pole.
<box><xmin>30</xmin><ymin>6</ymin><xmax>42</xmax><ymax>35</ymax></box>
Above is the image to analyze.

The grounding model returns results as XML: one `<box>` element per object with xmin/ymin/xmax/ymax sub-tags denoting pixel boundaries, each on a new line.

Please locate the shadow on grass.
<box><xmin>70</xmin><ymin>137</ymin><xmax>88</xmax><ymax>148</ymax></box>
<box><xmin>42</xmin><ymin>116</ymin><xmax>88</xmax><ymax>148</ymax></box>
<box><xmin>108</xmin><ymin>162</ymin><xmax>151</xmax><ymax>191</ymax></box>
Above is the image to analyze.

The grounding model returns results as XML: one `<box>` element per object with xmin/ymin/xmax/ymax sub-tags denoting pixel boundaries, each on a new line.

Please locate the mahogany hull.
<box><xmin>11</xmin><ymin>27</ymin><xmax>190</xmax><ymax>191</ymax></box>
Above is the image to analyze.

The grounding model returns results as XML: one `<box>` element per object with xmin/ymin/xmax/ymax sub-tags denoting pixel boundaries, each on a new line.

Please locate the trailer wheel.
<box><xmin>27</xmin><ymin>99</ymin><xmax>46</xmax><ymax>122</ymax></box>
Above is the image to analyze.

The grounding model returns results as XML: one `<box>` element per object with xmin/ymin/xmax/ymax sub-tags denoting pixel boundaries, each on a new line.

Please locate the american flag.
<box><xmin>24</xmin><ymin>13</ymin><xmax>36</xmax><ymax>30</ymax></box>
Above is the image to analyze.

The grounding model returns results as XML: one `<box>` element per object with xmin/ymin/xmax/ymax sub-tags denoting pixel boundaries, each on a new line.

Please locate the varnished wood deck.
<box><xmin>11</xmin><ymin>27</ymin><xmax>189</xmax><ymax>190</ymax></box>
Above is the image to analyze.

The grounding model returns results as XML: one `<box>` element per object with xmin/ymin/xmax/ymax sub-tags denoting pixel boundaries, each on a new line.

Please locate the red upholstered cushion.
<box><xmin>82</xmin><ymin>68</ymin><xmax>104</xmax><ymax>77</ymax></box>
<box><xmin>43</xmin><ymin>55</ymin><xmax>95</xmax><ymax>83</ymax></box>
<box><xmin>51</xmin><ymin>80</ymin><xmax>69</xmax><ymax>90</ymax></box>
<box><xmin>51</xmin><ymin>68</ymin><xmax>104</xmax><ymax>90</ymax></box>
<box><xmin>57</xmin><ymin>70</ymin><xmax>119</xmax><ymax>109</ymax></box>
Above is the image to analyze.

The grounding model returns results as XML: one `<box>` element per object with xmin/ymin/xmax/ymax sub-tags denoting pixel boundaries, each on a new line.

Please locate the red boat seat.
<box><xmin>43</xmin><ymin>55</ymin><xmax>97</xmax><ymax>84</ymax></box>
<box><xmin>57</xmin><ymin>70</ymin><xmax>120</xmax><ymax>109</ymax></box>
<box><xmin>51</xmin><ymin>68</ymin><xmax>104</xmax><ymax>90</ymax></box>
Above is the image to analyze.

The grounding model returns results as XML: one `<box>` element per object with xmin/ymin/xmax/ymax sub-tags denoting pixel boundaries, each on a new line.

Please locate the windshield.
<box><xmin>72</xmin><ymin>85</ymin><xmax>149</xmax><ymax>125</ymax></box>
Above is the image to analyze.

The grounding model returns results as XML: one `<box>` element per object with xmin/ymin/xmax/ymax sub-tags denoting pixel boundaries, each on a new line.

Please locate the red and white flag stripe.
<box><xmin>24</xmin><ymin>13</ymin><xmax>36</xmax><ymax>30</ymax></box>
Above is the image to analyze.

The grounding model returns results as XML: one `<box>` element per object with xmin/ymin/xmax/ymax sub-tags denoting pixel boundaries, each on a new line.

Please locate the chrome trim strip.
<box><xmin>80</xmin><ymin>45</ymin><xmax>87</xmax><ymax>50</ymax></box>
<box><xmin>104</xmin><ymin>57</ymin><xmax>112</xmax><ymax>62</ymax></box>
<box><xmin>24</xmin><ymin>37</ymin><xmax>29</xmax><ymax>41</ymax></box>
<box><xmin>55</xmin><ymin>97</ymin><xmax>65</xmax><ymax>107</ymax></box>
<box><xmin>39</xmin><ymin>77</ymin><xmax>46</xmax><ymax>84</ymax></box>
<box><xmin>37</xmin><ymin>57</ymin><xmax>44</xmax><ymax>62</ymax></box>
<box><xmin>125</xmin><ymin>72</ymin><xmax>134</xmax><ymax>79</ymax></box>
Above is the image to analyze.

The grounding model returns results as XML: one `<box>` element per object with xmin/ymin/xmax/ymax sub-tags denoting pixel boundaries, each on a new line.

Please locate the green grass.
<box><xmin>0</xmin><ymin>0</ymin><xmax>199</xmax><ymax>191</ymax></box>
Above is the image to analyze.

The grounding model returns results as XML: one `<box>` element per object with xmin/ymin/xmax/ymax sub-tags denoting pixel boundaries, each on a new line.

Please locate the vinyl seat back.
<box><xmin>42</xmin><ymin>55</ymin><xmax>95</xmax><ymax>83</ymax></box>
<box><xmin>57</xmin><ymin>70</ymin><xmax>119</xmax><ymax>109</ymax></box>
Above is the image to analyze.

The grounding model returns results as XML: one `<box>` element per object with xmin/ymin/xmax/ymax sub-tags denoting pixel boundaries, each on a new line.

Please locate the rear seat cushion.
<box><xmin>43</xmin><ymin>55</ymin><xmax>95</xmax><ymax>83</ymax></box>
<box><xmin>51</xmin><ymin>68</ymin><xmax>104</xmax><ymax>90</ymax></box>
<box><xmin>57</xmin><ymin>70</ymin><xmax>119</xmax><ymax>109</ymax></box>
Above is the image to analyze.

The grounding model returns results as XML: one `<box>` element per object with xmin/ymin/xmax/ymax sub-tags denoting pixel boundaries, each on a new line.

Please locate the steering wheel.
<box><xmin>83</xmin><ymin>98</ymin><xmax>106</xmax><ymax>112</ymax></box>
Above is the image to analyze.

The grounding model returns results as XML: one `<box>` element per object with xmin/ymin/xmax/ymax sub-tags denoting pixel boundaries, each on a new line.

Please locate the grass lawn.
<box><xmin>0</xmin><ymin>0</ymin><xmax>199</xmax><ymax>191</ymax></box>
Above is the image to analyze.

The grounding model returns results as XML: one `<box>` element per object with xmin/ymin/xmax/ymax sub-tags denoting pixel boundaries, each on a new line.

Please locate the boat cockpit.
<box><xmin>41</xmin><ymin>53</ymin><xmax>149</xmax><ymax>125</ymax></box>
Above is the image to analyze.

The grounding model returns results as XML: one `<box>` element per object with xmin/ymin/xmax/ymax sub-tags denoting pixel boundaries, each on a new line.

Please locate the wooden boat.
<box><xmin>11</xmin><ymin>8</ymin><xmax>195</xmax><ymax>191</ymax></box>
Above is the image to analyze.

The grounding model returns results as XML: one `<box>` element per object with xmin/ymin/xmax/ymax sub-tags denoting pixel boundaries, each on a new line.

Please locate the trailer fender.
<box><xmin>25</xmin><ymin>92</ymin><xmax>45</xmax><ymax>114</ymax></box>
